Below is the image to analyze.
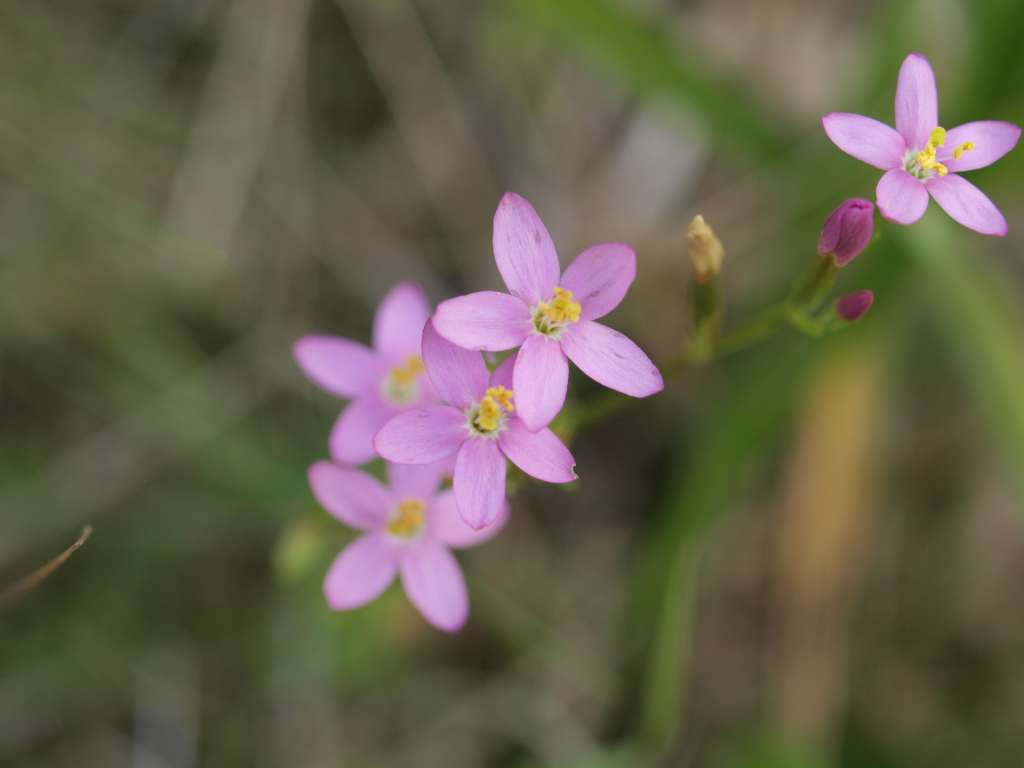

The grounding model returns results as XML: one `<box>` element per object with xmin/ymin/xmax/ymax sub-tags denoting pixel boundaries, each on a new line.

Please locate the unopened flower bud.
<box><xmin>686</xmin><ymin>214</ymin><xmax>725</xmax><ymax>281</ymax></box>
<box><xmin>818</xmin><ymin>199</ymin><xmax>874</xmax><ymax>267</ymax></box>
<box><xmin>835</xmin><ymin>290</ymin><xmax>874</xmax><ymax>323</ymax></box>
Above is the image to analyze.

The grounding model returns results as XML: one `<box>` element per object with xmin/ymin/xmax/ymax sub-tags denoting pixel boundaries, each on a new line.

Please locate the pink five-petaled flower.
<box><xmin>823</xmin><ymin>53</ymin><xmax>1020</xmax><ymax>236</ymax></box>
<box><xmin>310</xmin><ymin>459</ymin><xmax>507</xmax><ymax>632</ymax></box>
<box><xmin>293</xmin><ymin>283</ymin><xmax>436</xmax><ymax>465</ymax></box>
<box><xmin>431</xmin><ymin>193</ymin><xmax>664</xmax><ymax>431</ymax></box>
<box><xmin>375</xmin><ymin>321</ymin><xmax>576</xmax><ymax>530</ymax></box>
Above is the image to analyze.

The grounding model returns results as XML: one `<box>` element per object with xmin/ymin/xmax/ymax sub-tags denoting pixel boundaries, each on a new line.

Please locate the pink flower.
<box><xmin>293</xmin><ymin>283</ymin><xmax>436</xmax><ymax>465</ymax></box>
<box><xmin>431</xmin><ymin>193</ymin><xmax>664</xmax><ymax>431</ymax></box>
<box><xmin>310</xmin><ymin>459</ymin><xmax>507</xmax><ymax>632</ymax></box>
<box><xmin>823</xmin><ymin>53</ymin><xmax>1020</xmax><ymax>236</ymax></box>
<box><xmin>375</xmin><ymin>321</ymin><xmax>576</xmax><ymax>530</ymax></box>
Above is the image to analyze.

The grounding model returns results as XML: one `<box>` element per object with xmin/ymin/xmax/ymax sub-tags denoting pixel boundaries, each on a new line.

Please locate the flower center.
<box><xmin>467</xmin><ymin>386</ymin><xmax>514</xmax><ymax>437</ymax></box>
<box><xmin>386</xmin><ymin>498</ymin><xmax>426</xmax><ymax>539</ymax></box>
<box><xmin>381</xmin><ymin>355</ymin><xmax>425</xmax><ymax>406</ymax></box>
<box><xmin>531</xmin><ymin>286</ymin><xmax>582</xmax><ymax>337</ymax></box>
<box><xmin>904</xmin><ymin>127</ymin><xmax>975</xmax><ymax>180</ymax></box>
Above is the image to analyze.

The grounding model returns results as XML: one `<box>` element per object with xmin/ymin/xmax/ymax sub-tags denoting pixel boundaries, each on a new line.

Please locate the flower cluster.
<box><xmin>295</xmin><ymin>193</ymin><xmax>662</xmax><ymax>631</ymax></box>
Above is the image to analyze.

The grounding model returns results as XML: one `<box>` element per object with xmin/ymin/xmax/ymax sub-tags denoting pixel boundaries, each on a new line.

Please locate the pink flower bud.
<box><xmin>818</xmin><ymin>199</ymin><xmax>874</xmax><ymax>267</ymax></box>
<box><xmin>835</xmin><ymin>290</ymin><xmax>874</xmax><ymax>322</ymax></box>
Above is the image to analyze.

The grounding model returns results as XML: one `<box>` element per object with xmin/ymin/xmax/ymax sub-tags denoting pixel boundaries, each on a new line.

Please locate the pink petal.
<box><xmin>492</xmin><ymin>192</ymin><xmax>561</xmax><ymax>304</ymax></box>
<box><xmin>943</xmin><ymin>121</ymin><xmax>1021</xmax><ymax>172</ymax></box>
<box><xmin>927</xmin><ymin>174</ymin><xmax>1008</xmax><ymax>236</ymax></box>
<box><xmin>432</xmin><ymin>291</ymin><xmax>532</xmax><ymax>351</ymax></box>
<box><xmin>453</xmin><ymin>438</ymin><xmax>506</xmax><ymax>530</ymax></box>
<box><xmin>490</xmin><ymin>354</ymin><xmax>515</xmax><ymax>389</ymax></box>
<box><xmin>305</xmin><ymin>460</ymin><xmax>389</xmax><ymax>532</ymax></box>
<box><xmin>374</xmin><ymin>406</ymin><xmax>467</xmax><ymax>464</ymax></box>
<box><xmin>373</xmin><ymin>282</ymin><xmax>431</xmax><ymax>362</ymax></box>
<box><xmin>309</xmin><ymin>461</ymin><xmax>391</xmax><ymax>530</ymax></box>
<box><xmin>895</xmin><ymin>53</ymin><xmax>938</xmax><ymax>149</ymax></box>
<box><xmin>400</xmin><ymin>543</ymin><xmax>468</xmax><ymax>632</ymax></box>
<box><xmin>560</xmin><ymin>321</ymin><xmax>664</xmax><ymax>398</ymax></box>
<box><xmin>822</xmin><ymin>113</ymin><xmax>906</xmax><ymax>170</ymax></box>
<box><xmin>421</xmin><ymin>321</ymin><xmax>489</xmax><ymax>409</ymax></box>
<box><xmin>428</xmin><ymin>489</ymin><xmax>508</xmax><ymax>549</ymax></box>
<box><xmin>329</xmin><ymin>397</ymin><xmax>392</xmax><ymax>465</ymax></box>
<box><xmin>876</xmin><ymin>168</ymin><xmax>929</xmax><ymax>225</ymax></box>
<box><xmin>512</xmin><ymin>335</ymin><xmax>568</xmax><ymax>431</ymax></box>
<box><xmin>323</xmin><ymin>534</ymin><xmax>398</xmax><ymax>610</ymax></box>
<box><xmin>498</xmin><ymin>419</ymin><xmax>576</xmax><ymax>483</ymax></box>
<box><xmin>560</xmin><ymin>242</ymin><xmax>637</xmax><ymax>321</ymax></box>
<box><xmin>388</xmin><ymin>460</ymin><xmax>447</xmax><ymax>500</ymax></box>
<box><xmin>293</xmin><ymin>336</ymin><xmax>380</xmax><ymax>398</ymax></box>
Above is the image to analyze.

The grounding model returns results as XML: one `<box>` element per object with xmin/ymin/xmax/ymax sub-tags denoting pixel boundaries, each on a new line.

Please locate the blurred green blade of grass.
<box><xmin>634</xmin><ymin>240</ymin><xmax>912</xmax><ymax>750</ymax></box>
<box><xmin>903</xmin><ymin>219</ymin><xmax>1024</xmax><ymax>498</ymax></box>
<box><xmin>510</xmin><ymin>0</ymin><xmax>791</xmax><ymax>159</ymax></box>
<box><xmin>635</xmin><ymin>345</ymin><xmax>813</xmax><ymax>749</ymax></box>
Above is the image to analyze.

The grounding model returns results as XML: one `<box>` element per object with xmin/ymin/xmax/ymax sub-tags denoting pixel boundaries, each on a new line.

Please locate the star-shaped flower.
<box><xmin>823</xmin><ymin>53</ymin><xmax>1020</xmax><ymax>236</ymax></box>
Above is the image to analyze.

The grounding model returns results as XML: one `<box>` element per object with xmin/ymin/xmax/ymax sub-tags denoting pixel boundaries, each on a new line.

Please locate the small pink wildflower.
<box><xmin>293</xmin><ymin>283</ymin><xmax>436</xmax><ymax>465</ymax></box>
<box><xmin>818</xmin><ymin>199</ymin><xmax>874</xmax><ymax>267</ymax></box>
<box><xmin>836</xmin><ymin>290</ymin><xmax>874</xmax><ymax>323</ymax></box>
<box><xmin>310</xmin><ymin>459</ymin><xmax>507</xmax><ymax>632</ymax></box>
<box><xmin>432</xmin><ymin>193</ymin><xmax>663</xmax><ymax>431</ymax></box>
<box><xmin>823</xmin><ymin>53</ymin><xmax>1020</xmax><ymax>236</ymax></box>
<box><xmin>375</xmin><ymin>321</ymin><xmax>576</xmax><ymax>530</ymax></box>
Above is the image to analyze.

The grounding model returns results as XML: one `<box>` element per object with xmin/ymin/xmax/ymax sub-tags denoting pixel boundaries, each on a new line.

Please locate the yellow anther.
<box><xmin>387</xmin><ymin>499</ymin><xmax>425</xmax><ymax>538</ymax></box>
<box><xmin>541</xmin><ymin>287</ymin><xmax>582</xmax><ymax>325</ymax></box>
<box><xmin>928</xmin><ymin>126</ymin><xmax>947</xmax><ymax>148</ymax></box>
<box><xmin>473</xmin><ymin>386</ymin><xmax>515</xmax><ymax>433</ymax></box>
<box><xmin>953</xmin><ymin>141</ymin><xmax>975</xmax><ymax>160</ymax></box>
<box><xmin>390</xmin><ymin>355</ymin><xmax>424</xmax><ymax>385</ymax></box>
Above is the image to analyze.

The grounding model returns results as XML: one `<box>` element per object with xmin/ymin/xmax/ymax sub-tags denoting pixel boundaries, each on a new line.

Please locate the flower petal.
<box><xmin>926</xmin><ymin>174</ymin><xmax>1008</xmax><ymax>236</ymax></box>
<box><xmin>432</xmin><ymin>291</ymin><xmax>531</xmax><ymax>351</ymax></box>
<box><xmin>512</xmin><ymin>335</ymin><xmax>568</xmax><ymax>431</ymax></box>
<box><xmin>895</xmin><ymin>52</ymin><xmax>938</xmax><ymax>149</ymax></box>
<box><xmin>493</xmin><ymin>192</ymin><xmax>561</xmax><ymax>304</ymax></box>
<box><xmin>428</xmin><ymin>489</ymin><xmax>508</xmax><ymax>549</ymax></box>
<box><xmin>374</xmin><ymin>406</ymin><xmax>467</xmax><ymax>464</ymax></box>
<box><xmin>499</xmin><ymin>419</ymin><xmax>576</xmax><ymax>483</ymax></box>
<box><xmin>561</xmin><ymin>321</ymin><xmax>664</xmax><ymax>397</ymax></box>
<box><xmin>421</xmin><ymin>320</ymin><xmax>488</xmax><ymax>409</ymax></box>
<box><xmin>309</xmin><ymin>461</ymin><xmax>391</xmax><ymax>530</ymax></box>
<box><xmin>329</xmin><ymin>397</ymin><xmax>392</xmax><ymax>465</ymax></box>
<box><xmin>388</xmin><ymin>460</ymin><xmax>447</xmax><ymax>500</ymax></box>
<box><xmin>876</xmin><ymin>169</ymin><xmax>929</xmax><ymax>225</ymax></box>
<box><xmin>293</xmin><ymin>336</ymin><xmax>380</xmax><ymax>398</ymax></box>
<box><xmin>372</xmin><ymin>282</ymin><xmax>431</xmax><ymax>362</ymax></box>
<box><xmin>453</xmin><ymin>438</ymin><xmax>506</xmax><ymax>530</ymax></box>
<box><xmin>943</xmin><ymin>121</ymin><xmax>1021</xmax><ymax>172</ymax></box>
<box><xmin>490</xmin><ymin>353</ymin><xmax>515</xmax><ymax>390</ymax></box>
<box><xmin>822</xmin><ymin>113</ymin><xmax>906</xmax><ymax>170</ymax></box>
<box><xmin>400</xmin><ymin>543</ymin><xmax>468</xmax><ymax>632</ymax></box>
<box><xmin>560</xmin><ymin>243</ymin><xmax>636</xmax><ymax>321</ymax></box>
<box><xmin>323</xmin><ymin>534</ymin><xmax>398</xmax><ymax>610</ymax></box>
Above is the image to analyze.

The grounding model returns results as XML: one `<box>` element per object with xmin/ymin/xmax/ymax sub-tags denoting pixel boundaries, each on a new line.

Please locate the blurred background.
<box><xmin>2</xmin><ymin>0</ymin><xmax>1024</xmax><ymax>765</ymax></box>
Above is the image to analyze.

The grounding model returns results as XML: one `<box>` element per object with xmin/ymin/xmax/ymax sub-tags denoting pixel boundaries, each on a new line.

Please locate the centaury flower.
<box><xmin>823</xmin><ymin>53</ymin><xmax>1020</xmax><ymax>236</ymax></box>
<box><xmin>310</xmin><ymin>459</ymin><xmax>507</xmax><ymax>632</ymax></box>
<box><xmin>432</xmin><ymin>193</ymin><xmax>663</xmax><ymax>431</ymax></box>
<box><xmin>293</xmin><ymin>283</ymin><xmax>436</xmax><ymax>465</ymax></box>
<box><xmin>375</xmin><ymin>321</ymin><xmax>576</xmax><ymax>529</ymax></box>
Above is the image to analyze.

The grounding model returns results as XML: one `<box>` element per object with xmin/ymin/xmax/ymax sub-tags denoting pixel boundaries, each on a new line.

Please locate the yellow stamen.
<box><xmin>914</xmin><ymin>126</ymin><xmax>951</xmax><ymax>176</ymax></box>
<box><xmin>953</xmin><ymin>141</ymin><xmax>975</xmax><ymax>160</ymax></box>
<box><xmin>928</xmin><ymin>127</ymin><xmax>947</xmax><ymax>147</ymax></box>
<box><xmin>473</xmin><ymin>386</ymin><xmax>515</xmax><ymax>432</ymax></box>
<box><xmin>387</xmin><ymin>499</ymin><xmax>425</xmax><ymax>538</ymax></box>
<box><xmin>390</xmin><ymin>355</ymin><xmax>424</xmax><ymax>385</ymax></box>
<box><xmin>541</xmin><ymin>287</ymin><xmax>581</xmax><ymax>325</ymax></box>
